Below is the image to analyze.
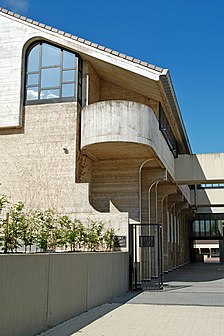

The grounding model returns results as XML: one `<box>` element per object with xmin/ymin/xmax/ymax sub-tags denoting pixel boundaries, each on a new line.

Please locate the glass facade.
<box><xmin>25</xmin><ymin>42</ymin><xmax>82</xmax><ymax>104</ymax></box>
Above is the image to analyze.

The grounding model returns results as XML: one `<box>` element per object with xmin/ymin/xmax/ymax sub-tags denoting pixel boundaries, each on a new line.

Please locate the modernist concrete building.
<box><xmin>0</xmin><ymin>7</ymin><xmax>223</xmax><ymax>286</ymax></box>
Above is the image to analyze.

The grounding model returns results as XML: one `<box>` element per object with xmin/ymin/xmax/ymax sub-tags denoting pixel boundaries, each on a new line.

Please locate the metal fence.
<box><xmin>129</xmin><ymin>223</ymin><xmax>163</xmax><ymax>290</ymax></box>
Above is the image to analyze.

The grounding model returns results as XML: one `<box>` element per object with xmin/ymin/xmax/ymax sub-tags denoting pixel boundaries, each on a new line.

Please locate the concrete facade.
<box><xmin>0</xmin><ymin>7</ymin><xmax>223</xmax><ymax>280</ymax></box>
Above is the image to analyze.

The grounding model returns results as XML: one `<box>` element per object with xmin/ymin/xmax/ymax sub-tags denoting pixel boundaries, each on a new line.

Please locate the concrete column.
<box><xmin>219</xmin><ymin>238</ymin><xmax>224</xmax><ymax>263</ymax></box>
<box><xmin>179</xmin><ymin>210</ymin><xmax>192</xmax><ymax>265</ymax></box>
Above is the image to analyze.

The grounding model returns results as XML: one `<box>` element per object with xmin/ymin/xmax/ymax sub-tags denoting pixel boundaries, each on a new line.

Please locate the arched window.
<box><xmin>25</xmin><ymin>42</ymin><xmax>82</xmax><ymax>104</ymax></box>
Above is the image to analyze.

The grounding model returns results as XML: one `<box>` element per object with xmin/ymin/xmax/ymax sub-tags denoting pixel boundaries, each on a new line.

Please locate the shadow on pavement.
<box><xmin>37</xmin><ymin>292</ymin><xmax>140</xmax><ymax>336</ymax></box>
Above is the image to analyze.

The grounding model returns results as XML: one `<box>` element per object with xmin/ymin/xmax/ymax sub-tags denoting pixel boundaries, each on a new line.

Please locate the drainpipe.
<box><xmin>138</xmin><ymin>158</ymin><xmax>154</xmax><ymax>223</ymax></box>
<box><xmin>170</xmin><ymin>201</ymin><xmax>183</xmax><ymax>243</ymax></box>
<box><xmin>175</xmin><ymin>202</ymin><xmax>188</xmax><ymax>241</ymax></box>
<box><xmin>148</xmin><ymin>170</ymin><xmax>167</xmax><ymax>224</ymax></box>
<box><xmin>161</xmin><ymin>195</ymin><xmax>169</xmax><ymax>271</ymax></box>
<box><xmin>177</xmin><ymin>208</ymin><xmax>183</xmax><ymax>246</ymax></box>
<box><xmin>161</xmin><ymin>195</ymin><xmax>168</xmax><ymax>229</ymax></box>
<box><xmin>148</xmin><ymin>181</ymin><xmax>159</xmax><ymax>224</ymax></box>
<box><xmin>85</xmin><ymin>74</ymin><xmax>89</xmax><ymax>106</ymax></box>
<box><xmin>170</xmin><ymin>203</ymin><xmax>176</xmax><ymax>244</ymax></box>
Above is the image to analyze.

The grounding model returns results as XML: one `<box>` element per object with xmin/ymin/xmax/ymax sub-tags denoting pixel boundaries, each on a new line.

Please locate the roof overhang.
<box><xmin>0</xmin><ymin>7</ymin><xmax>192</xmax><ymax>154</ymax></box>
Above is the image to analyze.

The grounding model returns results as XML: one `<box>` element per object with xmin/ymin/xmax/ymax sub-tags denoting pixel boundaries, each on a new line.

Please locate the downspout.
<box><xmin>148</xmin><ymin>181</ymin><xmax>159</xmax><ymax>224</ymax></box>
<box><xmin>161</xmin><ymin>191</ymin><xmax>172</xmax><ymax>228</ymax></box>
<box><xmin>85</xmin><ymin>74</ymin><xmax>89</xmax><ymax>106</ymax></box>
<box><xmin>138</xmin><ymin>158</ymin><xmax>154</xmax><ymax>223</ymax></box>
<box><xmin>170</xmin><ymin>203</ymin><xmax>176</xmax><ymax>244</ymax></box>
<box><xmin>148</xmin><ymin>169</ymin><xmax>167</xmax><ymax>224</ymax></box>
<box><xmin>170</xmin><ymin>202</ymin><xmax>183</xmax><ymax>243</ymax></box>
<box><xmin>177</xmin><ymin>208</ymin><xmax>183</xmax><ymax>245</ymax></box>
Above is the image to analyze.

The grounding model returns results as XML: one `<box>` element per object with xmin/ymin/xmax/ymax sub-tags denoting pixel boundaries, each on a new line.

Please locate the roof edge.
<box><xmin>0</xmin><ymin>6</ymin><xmax>164</xmax><ymax>74</ymax></box>
<box><xmin>160</xmin><ymin>71</ymin><xmax>192</xmax><ymax>154</ymax></box>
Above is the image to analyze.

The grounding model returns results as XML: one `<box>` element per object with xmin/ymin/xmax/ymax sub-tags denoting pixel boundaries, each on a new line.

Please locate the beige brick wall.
<box><xmin>0</xmin><ymin>102</ymin><xmax>89</xmax><ymax>213</ymax></box>
<box><xmin>0</xmin><ymin>101</ymin><xmax>130</xmax><ymax>235</ymax></box>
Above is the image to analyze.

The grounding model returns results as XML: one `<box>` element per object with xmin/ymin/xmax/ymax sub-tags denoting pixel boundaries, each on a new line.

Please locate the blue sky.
<box><xmin>1</xmin><ymin>0</ymin><xmax>224</xmax><ymax>154</ymax></box>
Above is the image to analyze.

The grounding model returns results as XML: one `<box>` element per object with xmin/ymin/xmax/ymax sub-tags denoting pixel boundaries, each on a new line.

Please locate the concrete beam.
<box><xmin>190</xmin><ymin>188</ymin><xmax>224</xmax><ymax>207</ymax></box>
<box><xmin>175</xmin><ymin>153</ymin><xmax>224</xmax><ymax>184</ymax></box>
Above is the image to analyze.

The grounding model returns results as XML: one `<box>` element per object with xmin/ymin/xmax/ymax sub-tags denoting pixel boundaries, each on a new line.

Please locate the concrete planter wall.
<box><xmin>0</xmin><ymin>252</ymin><xmax>129</xmax><ymax>336</ymax></box>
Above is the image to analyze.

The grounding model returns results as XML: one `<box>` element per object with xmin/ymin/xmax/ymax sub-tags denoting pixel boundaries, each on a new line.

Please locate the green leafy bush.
<box><xmin>0</xmin><ymin>195</ymin><xmax>117</xmax><ymax>253</ymax></box>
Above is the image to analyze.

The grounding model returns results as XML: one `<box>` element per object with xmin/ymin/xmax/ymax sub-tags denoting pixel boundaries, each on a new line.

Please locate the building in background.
<box><xmin>0</xmin><ymin>7</ymin><xmax>223</xmax><ymax>285</ymax></box>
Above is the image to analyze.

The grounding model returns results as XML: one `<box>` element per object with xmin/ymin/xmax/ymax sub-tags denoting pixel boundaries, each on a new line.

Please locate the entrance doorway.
<box><xmin>189</xmin><ymin>214</ymin><xmax>224</xmax><ymax>263</ymax></box>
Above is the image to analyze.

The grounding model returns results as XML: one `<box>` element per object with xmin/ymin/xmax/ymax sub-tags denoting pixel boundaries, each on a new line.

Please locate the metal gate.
<box><xmin>129</xmin><ymin>224</ymin><xmax>163</xmax><ymax>290</ymax></box>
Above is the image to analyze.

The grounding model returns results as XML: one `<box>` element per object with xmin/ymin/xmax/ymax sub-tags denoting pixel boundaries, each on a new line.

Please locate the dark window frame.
<box><xmin>190</xmin><ymin>213</ymin><xmax>224</xmax><ymax>239</ymax></box>
<box><xmin>24</xmin><ymin>41</ymin><xmax>82</xmax><ymax>105</ymax></box>
<box><xmin>159</xmin><ymin>103</ymin><xmax>178</xmax><ymax>158</ymax></box>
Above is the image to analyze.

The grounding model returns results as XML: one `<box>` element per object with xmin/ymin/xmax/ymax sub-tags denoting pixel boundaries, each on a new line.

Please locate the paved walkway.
<box><xmin>38</xmin><ymin>262</ymin><xmax>224</xmax><ymax>336</ymax></box>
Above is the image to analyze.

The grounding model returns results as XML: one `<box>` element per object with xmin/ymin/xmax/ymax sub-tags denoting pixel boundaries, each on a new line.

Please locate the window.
<box><xmin>198</xmin><ymin>183</ymin><xmax>224</xmax><ymax>189</ymax></box>
<box><xmin>159</xmin><ymin>103</ymin><xmax>178</xmax><ymax>158</ymax></box>
<box><xmin>25</xmin><ymin>42</ymin><xmax>82</xmax><ymax>104</ymax></box>
<box><xmin>191</xmin><ymin>214</ymin><xmax>224</xmax><ymax>238</ymax></box>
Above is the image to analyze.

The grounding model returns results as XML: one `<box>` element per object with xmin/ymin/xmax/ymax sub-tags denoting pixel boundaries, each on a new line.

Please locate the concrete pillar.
<box><xmin>179</xmin><ymin>210</ymin><xmax>192</xmax><ymax>265</ymax></box>
<box><xmin>219</xmin><ymin>238</ymin><xmax>224</xmax><ymax>263</ymax></box>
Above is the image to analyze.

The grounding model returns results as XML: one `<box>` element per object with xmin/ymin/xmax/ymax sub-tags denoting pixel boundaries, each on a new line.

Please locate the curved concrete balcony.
<box><xmin>81</xmin><ymin>100</ymin><xmax>174</xmax><ymax>176</ymax></box>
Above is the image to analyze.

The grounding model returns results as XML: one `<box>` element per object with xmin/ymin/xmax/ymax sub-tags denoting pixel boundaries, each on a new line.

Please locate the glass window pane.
<box><xmin>62</xmin><ymin>70</ymin><xmax>75</xmax><ymax>82</ymax></box>
<box><xmin>42</xmin><ymin>43</ymin><xmax>60</xmax><ymax>67</ymax></box>
<box><xmin>193</xmin><ymin>221</ymin><xmax>200</xmax><ymax>236</ymax></box>
<box><xmin>27</xmin><ymin>45</ymin><xmax>40</xmax><ymax>72</ymax></box>
<box><xmin>63</xmin><ymin>51</ymin><xmax>77</xmax><ymax>68</ymax></box>
<box><xmin>26</xmin><ymin>43</ymin><xmax>81</xmax><ymax>103</ymax></box>
<box><xmin>205</xmin><ymin>220</ymin><xmax>210</xmax><ymax>237</ymax></box>
<box><xmin>27</xmin><ymin>87</ymin><xmax>38</xmax><ymax>100</ymax></box>
<box><xmin>62</xmin><ymin>83</ymin><xmax>75</xmax><ymax>97</ymax></box>
<box><xmin>41</xmin><ymin>68</ymin><xmax>60</xmax><ymax>88</ymax></box>
<box><xmin>40</xmin><ymin>89</ymin><xmax>60</xmax><ymax>100</ymax></box>
<box><xmin>210</xmin><ymin>220</ymin><xmax>216</xmax><ymax>235</ymax></box>
<box><xmin>27</xmin><ymin>74</ymin><xmax>38</xmax><ymax>86</ymax></box>
<box><xmin>217</xmin><ymin>220</ymin><xmax>223</xmax><ymax>236</ymax></box>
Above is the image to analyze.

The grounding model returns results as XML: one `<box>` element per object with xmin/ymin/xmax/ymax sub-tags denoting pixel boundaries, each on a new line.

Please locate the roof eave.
<box><xmin>160</xmin><ymin>71</ymin><xmax>192</xmax><ymax>154</ymax></box>
<box><xmin>0</xmin><ymin>7</ymin><xmax>164</xmax><ymax>78</ymax></box>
